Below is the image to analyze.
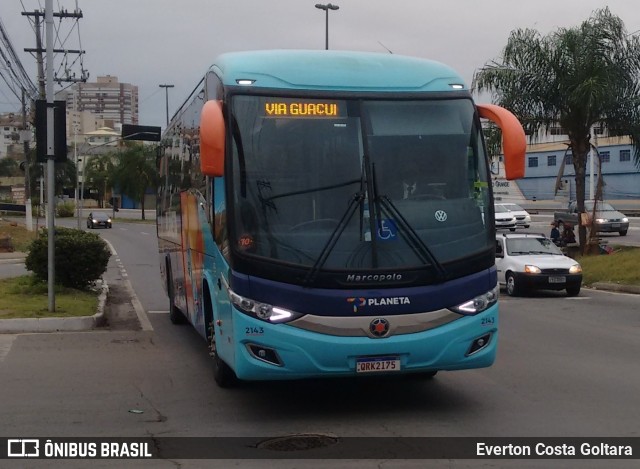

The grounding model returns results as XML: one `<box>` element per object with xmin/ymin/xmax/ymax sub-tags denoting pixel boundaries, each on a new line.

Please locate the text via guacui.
<box><xmin>264</xmin><ymin>102</ymin><xmax>339</xmax><ymax>117</ymax></box>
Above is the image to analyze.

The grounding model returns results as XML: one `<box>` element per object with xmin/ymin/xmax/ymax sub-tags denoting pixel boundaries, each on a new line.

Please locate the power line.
<box><xmin>0</xmin><ymin>17</ymin><xmax>38</xmax><ymax>99</ymax></box>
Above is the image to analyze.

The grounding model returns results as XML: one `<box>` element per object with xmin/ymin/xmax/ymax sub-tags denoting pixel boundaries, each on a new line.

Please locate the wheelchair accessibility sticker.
<box><xmin>377</xmin><ymin>219</ymin><xmax>398</xmax><ymax>241</ymax></box>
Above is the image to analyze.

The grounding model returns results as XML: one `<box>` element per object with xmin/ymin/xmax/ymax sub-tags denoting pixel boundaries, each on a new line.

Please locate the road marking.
<box><xmin>148</xmin><ymin>311</ymin><xmax>169</xmax><ymax>314</ymax></box>
<box><xmin>0</xmin><ymin>335</ymin><xmax>16</xmax><ymax>362</ymax></box>
<box><xmin>103</xmin><ymin>239</ymin><xmax>154</xmax><ymax>332</ymax></box>
<box><xmin>141</xmin><ymin>232</ymin><xmax>150</xmax><ymax>235</ymax></box>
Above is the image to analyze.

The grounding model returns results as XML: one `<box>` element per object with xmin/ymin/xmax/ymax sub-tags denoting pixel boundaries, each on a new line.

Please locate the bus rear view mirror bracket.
<box><xmin>476</xmin><ymin>103</ymin><xmax>526</xmax><ymax>180</ymax></box>
<box><xmin>200</xmin><ymin>100</ymin><xmax>225</xmax><ymax>177</ymax></box>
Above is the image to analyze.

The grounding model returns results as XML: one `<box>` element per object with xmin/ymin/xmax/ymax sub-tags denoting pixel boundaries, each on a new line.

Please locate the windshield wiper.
<box><xmin>303</xmin><ymin>191</ymin><xmax>365</xmax><ymax>285</ymax></box>
<box><xmin>376</xmin><ymin>194</ymin><xmax>447</xmax><ymax>280</ymax></box>
<box><xmin>369</xmin><ymin>163</ymin><xmax>446</xmax><ymax>280</ymax></box>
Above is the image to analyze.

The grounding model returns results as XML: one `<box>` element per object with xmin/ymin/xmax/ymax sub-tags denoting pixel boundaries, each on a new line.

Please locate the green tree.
<box><xmin>55</xmin><ymin>159</ymin><xmax>77</xmax><ymax>196</ymax></box>
<box><xmin>85</xmin><ymin>154</ymin><xmax>115</xmax><ymax>208</ymax></box>
<box><xmin>112</xmin><ymin>143</ymin><xmax>158</xmax><ymax>220</ymax></box>
<box><xmin>21</xmin><ymin>149</ymin><xmax>77</xmax><ymax>204</ymax></box>
<box><xmin>0</xmin><ymin>158</ymin><xmax>21</xmax><ymax>177</ymax></box>
<box><xmin>472</xmin><ymin>7</ymin><xmax>640</xmax><ymax>250</ymax></box>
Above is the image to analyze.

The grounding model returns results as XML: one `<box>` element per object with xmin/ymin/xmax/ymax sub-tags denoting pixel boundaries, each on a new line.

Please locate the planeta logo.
<box><xmin>347</xmin><ymin>296</ymin><xmax>410</xmax><ymax>313</ymax></box>
<box><xmin>346</xmin><ymin>297</ymin><xmax>367</xmax><ymax>313</ymax></box>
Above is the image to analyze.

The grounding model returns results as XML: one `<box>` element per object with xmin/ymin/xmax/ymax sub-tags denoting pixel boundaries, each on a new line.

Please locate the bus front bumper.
<box><xmin>229</xmin><ymin>305</ymin><xmax>499</xmax><ymax>381</ymax></box>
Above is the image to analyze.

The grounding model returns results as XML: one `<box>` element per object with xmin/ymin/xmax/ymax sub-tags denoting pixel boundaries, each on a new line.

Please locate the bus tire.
<box><xmin>213</xmin><ymin>354</ymin><xmax>237</xmax><ymax>388</ymax></box>
<box><xmin>204</xmin><ymin>284</ymin><xmax>237</xmax><ymax>388</ymax></box>
<box><xmin>167</xmin><ymin>262</ymin><xmax>186</xmax><ymax>325</ymax></box>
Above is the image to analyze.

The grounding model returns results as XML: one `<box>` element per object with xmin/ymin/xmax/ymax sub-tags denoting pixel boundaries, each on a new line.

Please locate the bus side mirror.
<box><xmin>200</xmin><ymin>100</ymin><xmax>225</xmax><ymax>177</ymax></box>
<box><xmin>477</xmin><ymin>103</ymin><xmax>525</xmax><ymax>180</ymax></box>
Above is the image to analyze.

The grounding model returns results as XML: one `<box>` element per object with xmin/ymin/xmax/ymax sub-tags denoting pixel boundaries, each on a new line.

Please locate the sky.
<box><xmin>2</xmin><ymin>0</ymin><xmax>640</xmax><ymax>131</ymax></box>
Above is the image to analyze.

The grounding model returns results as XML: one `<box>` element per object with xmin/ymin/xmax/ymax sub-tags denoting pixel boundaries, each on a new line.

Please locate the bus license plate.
<box><xmin>356</xmin><ymin>356</ymin><xmax>401</xmax><ymax>373</ymax></box>
<box><xmin>549</xmin><ymin>276</ymin><xmax>566</xmax><ymax>284</ymax></box>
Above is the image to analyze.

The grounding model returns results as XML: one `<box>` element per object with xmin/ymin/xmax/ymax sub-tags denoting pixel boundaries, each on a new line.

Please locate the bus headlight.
<box><xmin>450</xmin><ymin>285</ymin><xmax>498</xmax><ymax>315</ymax></box>
<box><xmin>229</xmin><ymin>290</ymin><xmax>303</xmax><ymax>324</ymax></box>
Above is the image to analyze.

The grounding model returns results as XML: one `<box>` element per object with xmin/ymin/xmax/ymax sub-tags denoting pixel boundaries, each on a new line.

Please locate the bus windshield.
<box><xmin>230</xmin><ymin>95</ymin><xmax>492</xmax><ymax>277</ymax></box>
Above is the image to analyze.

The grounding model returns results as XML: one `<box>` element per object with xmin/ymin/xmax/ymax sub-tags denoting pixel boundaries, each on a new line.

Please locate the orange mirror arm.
<box><xmin>477</xmin><ymin>103</ymin><xmax>526</xmax><ymax>180</ymax></box>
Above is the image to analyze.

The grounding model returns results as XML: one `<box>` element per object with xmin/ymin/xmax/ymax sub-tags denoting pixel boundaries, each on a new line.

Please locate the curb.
<box><xmin>0</xmin><ymin>253</ymin><xmax>27</xmax><ymax>265</ymax></box>
<box><xmin>590</xmin><ymin>282</ymin><xmax>640</xmax><ymax>295</ymax></box>
<box><xmin>0</xmin><ymin>279</ymin><xmax>109</xmax><ymax>333</ymax></box>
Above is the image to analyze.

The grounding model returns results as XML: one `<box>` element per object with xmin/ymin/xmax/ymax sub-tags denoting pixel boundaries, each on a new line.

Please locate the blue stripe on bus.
<box><xmin>230</xmin><ymin>267</ymin><xmax>497</xmax><ymax>317</ymax></box>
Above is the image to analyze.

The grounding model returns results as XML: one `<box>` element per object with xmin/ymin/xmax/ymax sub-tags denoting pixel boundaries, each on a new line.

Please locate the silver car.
<box><xmin>494</xmin><ymin>204</ymin><xmax>516</xmax><ymax>231</ymax></box>
<box><xmin>497</xmin><ymin>202</ymin><xmax>531</xmax><ymax>229</ymax></box>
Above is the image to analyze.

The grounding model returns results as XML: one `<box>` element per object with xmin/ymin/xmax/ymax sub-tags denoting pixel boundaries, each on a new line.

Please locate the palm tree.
<box><xmin>112</xmin><ymin>143</ymin><xmax>158</xmax><ymax>220</ymax></box>
<box><xmin>472</xmin><ymin>7</ymin><xmax>640</xmax><ymax>251</ymax></box>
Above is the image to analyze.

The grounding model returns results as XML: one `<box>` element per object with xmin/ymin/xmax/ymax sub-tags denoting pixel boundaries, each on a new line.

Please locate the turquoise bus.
<box><xmin>157</xmin><ymin>50</ymin><xmax>525</xmax><ymax>387</ymax></box>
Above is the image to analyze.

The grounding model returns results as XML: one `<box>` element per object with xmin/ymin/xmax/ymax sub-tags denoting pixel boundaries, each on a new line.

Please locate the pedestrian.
<box><xmin>550</xmin><ymin>221</ymin><xmax>561</xmax><ymax>245</ymax></box>
<box><xmin>562</xmin><ymin>223</ymin><xmax>576</xmax><ymax>245</ymax></box>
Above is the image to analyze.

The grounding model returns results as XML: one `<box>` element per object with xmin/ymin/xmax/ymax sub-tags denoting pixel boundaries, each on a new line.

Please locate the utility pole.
<box><xmin>45</xmin><ymin>0</ymin><xmax>56</xmax><ymax>311</ymax></box>
<box><xmin>159</xmin><ymin>84</ymin><xmax>174</xmax><ymax>127</ymax></box>
<box><xmin>22</xmin><ymin>4</ymin><xmax>85</xmax><ymax>312</ymax></box>
<box><xmin>21</xmin><ymin>89</ymin><xmax>33</xmax><ymax>231</ymax></box>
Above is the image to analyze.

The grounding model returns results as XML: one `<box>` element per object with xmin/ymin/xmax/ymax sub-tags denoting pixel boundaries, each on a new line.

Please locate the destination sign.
<box><xmin>264</xmin><ymin>100</ymin><xmax>341</xmax><ymax>118</ymax></box>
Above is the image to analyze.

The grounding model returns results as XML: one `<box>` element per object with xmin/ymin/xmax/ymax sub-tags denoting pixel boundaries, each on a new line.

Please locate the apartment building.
<box><xmin>59</xmin><ymin>75</ymin><xmax>139</xmax><ymax>140</ymax></box>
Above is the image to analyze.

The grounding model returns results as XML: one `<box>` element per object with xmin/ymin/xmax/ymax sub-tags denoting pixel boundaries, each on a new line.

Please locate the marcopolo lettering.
<box><xmin>346</xmin><ymin>273</ymin><xmax>402</xmax><ymax>282</ymax></box>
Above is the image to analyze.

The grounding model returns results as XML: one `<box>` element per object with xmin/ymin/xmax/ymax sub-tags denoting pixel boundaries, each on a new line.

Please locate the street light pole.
<box><xmin>315</xmin><ymin>3</ymin><xmax>339</xmax><ymax>50</ymax></box>
<box><xmin>159</xmin><ymin>84</ymin><xmax>174</xmax><ymax>127</ymax></box>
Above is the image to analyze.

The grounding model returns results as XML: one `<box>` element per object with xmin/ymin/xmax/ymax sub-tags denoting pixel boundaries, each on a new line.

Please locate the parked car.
<box><xmin>496</xmin><ymin>202</ymin><xmax>531</xmax><ymax>228</ymax></box>
<box><xmin>554</xmin><ymin>200</ymin><xmax>629</xmax><ymax>236</ymax></box>
<box><xmin>87</xmin><ymin>211</ymin><xmax>112</xmax><ymax>229</ymax></box>
<box><xmin>494</xmin><ymin>204</ymin><xmax>516</xmax><ymax>231</ymax></box>
<box><xmin>495</xmin><ymin>232</ymin><xmax>582</xmax><ymax>297</ymax></box>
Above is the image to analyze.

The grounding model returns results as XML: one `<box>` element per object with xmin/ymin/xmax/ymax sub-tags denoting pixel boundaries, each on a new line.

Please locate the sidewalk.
<box><xmin>519</xmin><ymin>199</ymin><xmax>640</xmax><ymax>215</ymax></box>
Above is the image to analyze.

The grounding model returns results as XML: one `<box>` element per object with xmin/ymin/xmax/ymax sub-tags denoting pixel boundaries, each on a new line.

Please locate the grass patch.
<box><xmin>0</xmin><ymin>275</ymin><xmax>99</xmax><ymax>319</ymax></box>
<box><xmin>576</xmin><ymin>245</ymin><xmax>640</xmax><ymax>287</ymax></box>
<box><xmin>0</xmin><ymin>219</ymin><xmax>37</xmax><ymax>252</ymax></box>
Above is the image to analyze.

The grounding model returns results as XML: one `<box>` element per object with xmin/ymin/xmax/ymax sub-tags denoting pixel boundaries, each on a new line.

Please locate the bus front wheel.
<box><xmin>204</xmin><ymin>285</ymin><xmax>237</xmax><ymax>388</ymax></box>
<box><xmin>207</xmin><ymin>319</ymin><xmax>237</xmax><ymax>388</ymax></box>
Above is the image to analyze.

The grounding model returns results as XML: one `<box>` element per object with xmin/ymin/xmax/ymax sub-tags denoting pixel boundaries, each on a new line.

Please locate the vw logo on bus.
<box><xmin>434</xmin><ymin>210</ymin><xmax>448</xmax><ymax>222</ymax></box>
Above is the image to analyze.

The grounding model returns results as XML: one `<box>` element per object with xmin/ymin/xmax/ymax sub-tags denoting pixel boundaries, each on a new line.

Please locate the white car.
<box><xmin>495</xmin><ymin>233</ymin><xmax>582</xmax><ymax>297</ymax></box>
<box><xmin>494</xmin><ymin>204</ymin><xmax>516</xmax><ymax>231</ymax></box>
<box><xmin>497</xmin><ymin>202</ymin><xmax>531</xmax><ymax>229</ymax></box>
